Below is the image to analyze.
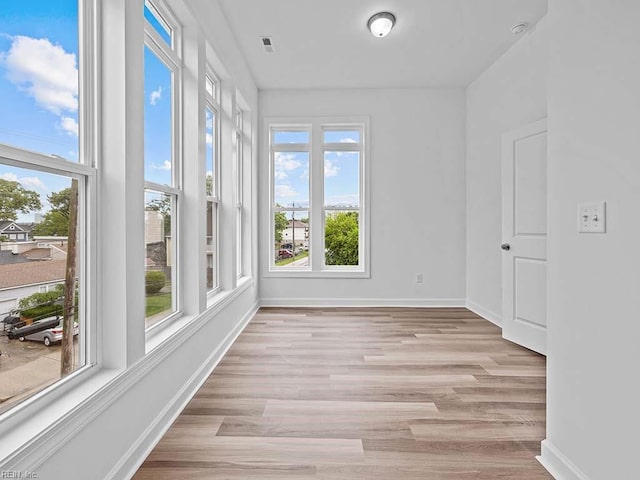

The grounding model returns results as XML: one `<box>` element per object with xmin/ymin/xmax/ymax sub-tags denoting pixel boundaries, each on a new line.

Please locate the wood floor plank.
<box><xmin>134</xmin><ymin>307</ymin><xmax>552</xmax><ymax>479</ymax></box>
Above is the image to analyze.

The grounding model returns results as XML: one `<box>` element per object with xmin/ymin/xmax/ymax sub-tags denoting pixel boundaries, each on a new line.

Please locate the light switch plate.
<box><xmin>578</xmin><ymin>201</ymin><xmax>606</xmax><ymax>233</ymax></box>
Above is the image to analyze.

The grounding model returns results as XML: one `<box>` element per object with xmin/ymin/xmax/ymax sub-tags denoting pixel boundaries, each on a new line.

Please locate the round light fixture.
<box><xmin>367</xmin><ymin>12</ymin><xmax>396</xmax><ymax>38</ymax></box>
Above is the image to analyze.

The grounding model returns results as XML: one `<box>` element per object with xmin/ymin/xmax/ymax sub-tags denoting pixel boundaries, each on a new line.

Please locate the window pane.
<box><xmin>274</xmin><ymin>152</ymin><xmax>309</xmax><ymax>208</ymax></box>
<box><xmin>323</xmin><ymin>130</ymin><xmax>360</xmax><ymax>144</ymax></box>
<box><xmin>145</xmin><ymin>190</ymin><xmax>174</xmax><ymax>328</ymax></box>
<box><xmin>273</xmin><ymin>130</ymin><xmax>309</xmax><ymax>144</ymax></box>
<box><xmin>273</xmin><ymin>211</ymin><xmax>309</xmax><ymax>268</ymax></box>
<box><xmin>324</xmin><ymin>151</ymin><xmax>360</xmax><ymax>208</ymax></box>
<box><xmin>236</xmin><ymin>208</ymin><xmax>242</xmax><ymax>277</ymax></box>
<box><xmin>0</xmin><ymin>163</ymin><xmax>85</xmax><ymax>415</ymax></box>
<box><xmin>0</xmin><ymin>2</ymin><xmax>79</xmax><ymax>161</ymax></box>
<box><xmin>144</xmin><ymin>1</ymin><xmax>172</xmax><ymax>47</ymax></box>
<box><xmin>205</xmin><ymin>76</ymin><xmax>214</xmax><ymax>98</ymax></box>
<box><xmin>144</xmin><ymin>46</ymin><xmax>173</xmax><ymax>186</ymax></box>
<box><xmin>205</xmin><ymin>108</ymin><xmax>215</xmax><ymax>196</ymax></box>
<box><xmin>206</xmin><ymin>201</ymin><xmax>217</xmax><ymax>291</ymax></box>
<box><xmin>324</xmin><ymin>211</ymin><xmax>359</xmax><ymax>266</ymax></box>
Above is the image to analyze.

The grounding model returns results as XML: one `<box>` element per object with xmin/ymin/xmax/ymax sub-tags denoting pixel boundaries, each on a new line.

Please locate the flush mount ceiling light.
<box><xmin>367</xmin><ymin>12</ymin><xmax>396</xmax><ymax>38</ymax></box>
<box><xmin>511</xmin><ymin>23</ymin><xmax>529</xmax><ymax>35</ymax></box>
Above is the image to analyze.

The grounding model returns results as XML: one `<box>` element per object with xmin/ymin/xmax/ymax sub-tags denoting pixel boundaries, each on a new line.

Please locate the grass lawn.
<box><xmin>146</xmin><ymin>292</ymin><xmax>172</xmax><ymax>318</ymax></box>
<box><xmin>275</xmin><ymin>250</ymin><xmax>309</xmax><ymax>266</ymax></box>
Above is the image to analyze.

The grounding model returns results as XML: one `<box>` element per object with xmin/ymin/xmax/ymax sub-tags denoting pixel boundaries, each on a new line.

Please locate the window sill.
<box><xmin>146</xmin><ymin>277</ymin><xmax>255</xmax><ymax>353</ymax></box>
<box><xmin>263</xmin><ymin>269</ymin><xmax>370</xmax><ymax>279</ymax></box>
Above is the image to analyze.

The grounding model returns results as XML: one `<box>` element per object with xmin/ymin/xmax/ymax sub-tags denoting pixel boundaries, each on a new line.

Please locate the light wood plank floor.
<box><xmin>134</xmin><ymin>307</ymin><xmax>552</xmax><ymax>479</ymax></box>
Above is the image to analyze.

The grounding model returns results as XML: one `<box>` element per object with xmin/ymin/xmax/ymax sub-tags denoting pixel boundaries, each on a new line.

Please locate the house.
<box><xmin>0</xmin><ymin>221</ymin><xmax>35</xmax><ymax>242</ymax></box>
<box><xmin>0</xmin><ymin>1</ymin><xmax>637</xmax><ymax>480</ymax></box>
<box><xmin>0</xmin><ymin>259</ymin><xmax>65</xmax><ymax>316</ymax></box>
<box><xmin>282</xmin><ymin>220</ymin><xmax>308</xmax><ymax>246</ymax></box>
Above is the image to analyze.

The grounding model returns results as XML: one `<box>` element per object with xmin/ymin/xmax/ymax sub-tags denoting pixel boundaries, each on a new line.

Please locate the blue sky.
<box><xmin>0</xmin><ymin>2</ymin><xmax>176</xmax><ymax>221</ymax></box>
<box><xmin>0</xmin><ymin>1</ymin><xmax>79</xmax><ymax>221</ymax></box>
<box><xmin>273</xmin><ymin>131</ymin><xmax>360</xmax><ymax>209</ymax></box>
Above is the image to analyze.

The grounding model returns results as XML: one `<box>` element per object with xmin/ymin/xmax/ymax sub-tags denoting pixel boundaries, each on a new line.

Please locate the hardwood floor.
<box><xmin>134</xmin><ymin>307</ymin><xmax>552</xmax><ymax>479</ymax></box>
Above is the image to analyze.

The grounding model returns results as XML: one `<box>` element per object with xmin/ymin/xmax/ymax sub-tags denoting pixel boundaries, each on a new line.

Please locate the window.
<box><xmin>0</xmin><ymin>0</ymin><xmax>93</xmax><ymax>415</ymax></box>
<box><xmin>205</xmin><ymin>70</ymin><xmax>220</xmax><ymax>293</ymax></box>
<box><xmin>235</xmin><ymin>107</ymin><xmax>244</xmax><ymax>278</ymax></box>
<box><xmin>143</xmin><ymin>0</ymin><xmax>181</xmax><ymax>329</ymax></box>
<box><xmin>268</xmin><ymin>119</ymin><xmax>367</xmax><ymax>276</ymax></box>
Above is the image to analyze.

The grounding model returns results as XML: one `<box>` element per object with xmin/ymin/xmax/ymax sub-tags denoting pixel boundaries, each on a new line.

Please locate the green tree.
<box><xmin>325</xmin><ymin>211</ymin><xmax>359</xmax><ymax>265</ymax></box>
<box><xmin>274</xmin><ymin>211</ymin><xmax>288</xmax><ymax>243</ymax></box>
<box><xmin>0</xmin><ymin>178</ymin><xmax>41</xmax><ymax>221</ymax></box>
<box><xmin>147</xmin><ymin>196</ymin><xmax>171</xmax><ymax>237</ymax></box>
<box><xmin>33</xmin><ymin>187</ymin><xmax>72</xmax><ymax>236</ymax></box>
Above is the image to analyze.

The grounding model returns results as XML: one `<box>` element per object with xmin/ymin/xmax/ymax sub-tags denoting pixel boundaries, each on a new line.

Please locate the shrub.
<box><xmin>145</xmin><ymin>271</ymin><xmax>166</xmax><ymax>295</ymax></box>
<box><xmin>22</xmin><ymin>304</ymin><xmax>63</xmax><ymax>321</ymax></box>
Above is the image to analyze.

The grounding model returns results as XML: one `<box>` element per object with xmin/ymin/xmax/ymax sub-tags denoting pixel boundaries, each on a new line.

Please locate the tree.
<box><xmin>325</xmin><ymin>211</ymin><xmax>359</xmax><ymax>266</ymax></box>
<box><xmin>33</xmin><ymin>187</ymin><xmax>72</xmax><ymax>236</ymax></box>
<box><xmin>146</xmin><ymin>196</ymin><xmax>171</xmax><ymax>237</ymax></box>
<box><xmin>0</xmin><ymin>178</ymin><xmax>41</xmax><ymax>221</ymax></box>
<box><xmin>274</xmin><ymin>211</ymin><xmax>288</xmax><ymax>243</ymax></box>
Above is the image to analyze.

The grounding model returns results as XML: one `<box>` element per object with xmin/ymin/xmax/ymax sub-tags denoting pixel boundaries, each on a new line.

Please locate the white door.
<box><xmin>501</xmin><ymin>119</ymin><xmax>547</xmax><ymax>355</ymax></box>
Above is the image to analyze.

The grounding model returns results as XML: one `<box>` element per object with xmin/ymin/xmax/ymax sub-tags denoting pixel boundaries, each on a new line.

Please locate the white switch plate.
<box><xmin>578</xmin><ymin>201</ymin><xmax>606</xmax><ymax>233</ymax></box>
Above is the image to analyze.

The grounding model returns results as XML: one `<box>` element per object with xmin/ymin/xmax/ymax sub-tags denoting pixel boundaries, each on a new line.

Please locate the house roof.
<box><xmin>0</xmin><ymin>259</ymin><xmax>66</xmax><ymax>290</ymax></box>
<box><xmin>0</xmin><ymin>221</ymin><xmax>35</xmax><ymax>233</ymax></box>
<box><xmin>287</xmin><ymin>220</ymin><xmax>308</xmax><ymax>229</ymax></box>
<box><xmin>0</xmin><ymin>250</ymin><xmax>30</xmax><ymax>265</ymax></box>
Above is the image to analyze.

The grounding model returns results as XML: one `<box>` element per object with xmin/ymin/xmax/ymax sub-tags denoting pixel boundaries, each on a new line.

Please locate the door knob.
<box><xmin>501</xmin><ymin>243</ymin><xmax>510</xmax><ymax>251</ymax></box>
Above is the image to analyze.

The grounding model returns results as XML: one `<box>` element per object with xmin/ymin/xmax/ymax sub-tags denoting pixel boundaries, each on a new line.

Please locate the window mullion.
<box><xmin>310</xmin><ymin>122</ymin><xmax>323</xmax><ymax>272</ymax></box>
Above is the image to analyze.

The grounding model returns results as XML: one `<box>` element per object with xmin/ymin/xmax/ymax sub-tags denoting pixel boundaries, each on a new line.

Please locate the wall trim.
<box><xmin>538</xmin><ymin>439</ymin><xmax>591</xmax><ymax>480</ymax></box>
<box><xmin>259</xmin><ymin>298</ymin><xmax>466</xmax><ymax>308</ymax></box>
<box><xmin>466</xmin><ymin>299</ymin><xmax>502</xmax><ymax>327</ymax></box>
<box><xmin>108</xmin><ymin>300</ymin><xmax>260</xmax><ymax>480</ymax></box>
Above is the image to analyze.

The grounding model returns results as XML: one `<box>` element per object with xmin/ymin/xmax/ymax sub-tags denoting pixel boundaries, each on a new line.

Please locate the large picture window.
<box><xmin>0</xmin><ymin>0</ymin><xmax>93</xmax><ymax>415</ymax></box>
<box><xmin>143</xmin><ymin>0</ymin><xmax>181</xmax><ymax>330</ymax></box>
<box><xmin>268</xmin><ymin>119</ymin><xmax>367</xmax><ymax>276</ymax></box>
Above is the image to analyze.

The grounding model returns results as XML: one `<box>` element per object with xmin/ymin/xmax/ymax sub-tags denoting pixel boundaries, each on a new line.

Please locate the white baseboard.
<box><xmin>537</xmin><ymin>439</ymin><xmax>591</xmax><ymax>480</ymax></box>
<box><xmin>108</xmin><ymin>301</ymin><xmax>260</xmax><ymax>480</ymax></box>
<box><xmin>259</xmin><ymin>298</ymin><xmax>466</xmax><ymax>308</ymax></box>
<box><xmin>465</xmin><ymin>299</ymin><xmax>502</xmax><ymax>327</ymax></box>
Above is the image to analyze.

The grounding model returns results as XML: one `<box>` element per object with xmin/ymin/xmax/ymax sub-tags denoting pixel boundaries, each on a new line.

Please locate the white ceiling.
<box><xmin>217</xmin><ymin>0</ymin><xmax>547</xmax><ymax>90</ymax></box>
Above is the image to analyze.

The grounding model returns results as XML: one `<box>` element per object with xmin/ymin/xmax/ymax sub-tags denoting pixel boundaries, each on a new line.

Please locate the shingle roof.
<box><xmin>0</xmin><ymin>259</ymin><xmax>66</xmax><ymax>290</ymax></box>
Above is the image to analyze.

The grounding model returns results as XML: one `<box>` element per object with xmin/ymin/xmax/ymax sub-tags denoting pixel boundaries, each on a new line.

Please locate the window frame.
<box><xmin>204</xmin><ymin>67</ymin><xmax>221</xmax><ymax>296</ymax></box>
<box><xmin>0</xmin><ymin>0</ymin><xmax>98</xmax><ymax>422</ymax></box>
<box><xmin>265</xmin><ymin>116</ymin><xmax>370</xmax><ymax>278</ymax></box>
<box><xmin>143</xmin><ymin>0</ymin><xmax>183</xmax><ymax>333</ymax></box>
<box><xmin>234</xmin><ymin>106</ymin><xmax>244</xmax><ymax>279</ymax></box>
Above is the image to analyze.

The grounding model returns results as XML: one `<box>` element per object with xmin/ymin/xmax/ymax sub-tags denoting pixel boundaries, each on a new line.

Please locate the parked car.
<box><xmin>18</xmin><ymin>317</ymin><xmax>79</xmax><ymax>347</ymax></box>
<box><xmin>277</xmin><ymin>249</ymin><xmax>294</xmax><ymax>260</ymax></box>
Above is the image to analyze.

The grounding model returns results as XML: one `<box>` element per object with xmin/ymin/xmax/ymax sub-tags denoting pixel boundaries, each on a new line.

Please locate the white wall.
<box><xmin>259</xmin><ymin>88</ymin><xmax>466</xmax><ymax>306</ymax></box>
<box><xmin>466</xmin><ymin>18</ymin><xmax>549</xmax><ymax>323</ymax></box>
<box><xmin>541</xmin><ymin>1</ymin><xmax>640</xmax><ymax>479</ymax></box>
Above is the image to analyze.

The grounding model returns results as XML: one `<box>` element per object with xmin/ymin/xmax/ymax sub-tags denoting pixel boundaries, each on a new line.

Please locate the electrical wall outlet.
<box><xmin>578</xmin><ymin>201</ymin><xmax>606</xmax><ymax>233</ymax></box>
<box><xmin>416</xmin><ymin>273</ymin><xmax>423</xmax><ymax>284</ymax></box>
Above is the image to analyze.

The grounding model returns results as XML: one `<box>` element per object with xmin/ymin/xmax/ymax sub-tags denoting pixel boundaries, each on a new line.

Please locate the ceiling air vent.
<box><xmin>261</xmin><ymin>37</ymin><xmax>275</xmax><ymax>53</ymax></box>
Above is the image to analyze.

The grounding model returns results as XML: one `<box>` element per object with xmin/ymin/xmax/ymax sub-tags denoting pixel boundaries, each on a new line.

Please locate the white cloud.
<box><xmin>158</xmin><ymin>160</ymin><xmax>171</xmax><ymax>171</ymax></box>
<box><xmin>59</xmin><ymin>116</ymin><xmax>78</xmax><ymax>136</ymax></box>
<box><xmin>20</xmin><ymin>176</ymin><xmax>48</xmax><ymax>192</ymax></box>
<box><xmin>206</xmin><ymin>133</ymin><xmax>213</xmax><ymax>146</ymax></box>
<box><xmin>274</xmin><ymin>152</ymin><xmax>303</xmax><ymax>181</ymax></box>
<box><xmin>0</xmin><ymin>172</ymin><xmax>48</xmax><ymax>193</ymax></box>
<box><xmin>324</xmin><ymin>160</ymin><xmax>339</xmax><ymax>177</ymax></box>
<box><xmin>2</xmin><ymin>36</ymin><xmax>78</xmax><ymax>114</ymax></box>
<box><xmin>0</xmin><ymin>173</ymin><xmax>19</xmax><ymax>182</ymax></box>
<box><xmin>275</xmin><ymin>184</ymin><xmax>298</xmax><ymax>198</ymax></box>
<box><xmin>340</xmin><ymin>138</ymin><xmax>358</xmax><ymax>143</ymax></box>
<box><xmin>150</xmin><ymin>86</ymin><xmax>163</xmax><ymax>105</ymax></box>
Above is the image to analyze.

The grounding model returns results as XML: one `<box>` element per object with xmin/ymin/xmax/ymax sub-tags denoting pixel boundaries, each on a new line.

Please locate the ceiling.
<box><xmin>217</xmin><ymin>0</ymin><xmax>547</xmax><ymax>90</ymax></box>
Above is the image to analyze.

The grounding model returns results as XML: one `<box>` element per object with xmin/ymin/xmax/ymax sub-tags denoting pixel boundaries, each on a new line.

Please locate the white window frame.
<box><xmin>143</xmin><ymin>0</ymin><xmax>183</xmax><ymax>332</ymax></box>
<box><xmin>234</xmin><ymin>107</ymin><xmax>244</xmax><ymax>279</ymax></box>
<box><xmin>265</xmin><ymin>116</ymin><xmax>370</xmax><ymax>278</ymax></box>
<box><xmin>0</xmin><ymin>0</ymin><xmax>97</xmax><ymax>421</ymax></box>
<box><xmin>205</xmin><ymin>67</ymin><xmax>220</xmax><ymax>296</ymax></box>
